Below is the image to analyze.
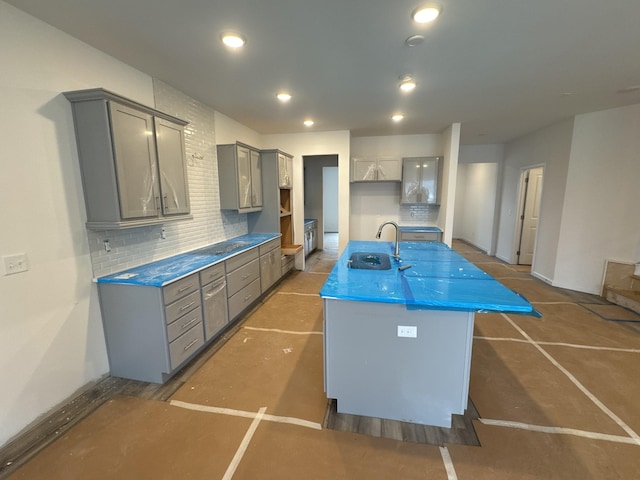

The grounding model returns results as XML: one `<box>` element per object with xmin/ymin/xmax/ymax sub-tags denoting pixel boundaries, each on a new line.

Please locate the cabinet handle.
<box><xmin>155</xmin><ymin>196</ymin><xmax>161</xmax><ymax>212</ymax></box>
<box><xmin>183</xmin><ymin>338</ymin><xmax>199</xmax><ymax>351</ymax></box>
<box><xmin>163</xmin><ymin>194</ymin><xmax>169</xmax><ymax>211</ymax></box>
<box><xmin>181</xmin><ymin>317</ymin><xmax>198</xmax><ymax>330</ymax></box>
<box><xmin>244</xmin><ymin>294</ymin><xmax>253</xmax><ymax>302</ymax></box>
<box><xmin>177</xmin><ymin>284</ymin><xmax>193</xmax><ymax>293</ymax></box>
<box><xmin>179</xmin><ymin>301</ymin><xmax>196</xmax><ymax>312</ymax></box>
<box><xmin>242</xmin><ymin>274</ymin><xmax>250</xmax><ymax>280</ymax></box>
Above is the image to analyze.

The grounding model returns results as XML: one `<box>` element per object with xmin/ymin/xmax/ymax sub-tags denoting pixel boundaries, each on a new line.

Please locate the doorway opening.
<box><xmin>303</xmin><ymin>155</ymin><xmax>339</xmax><ymax>253</ymax></box>
<box><xmin>515</xmin><ymin>166</ymin><xmax>544</xmax><ymax>266</ymax></box>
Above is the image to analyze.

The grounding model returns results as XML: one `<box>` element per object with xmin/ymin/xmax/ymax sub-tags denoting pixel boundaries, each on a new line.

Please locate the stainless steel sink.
<box><xmin>348</xmin><ymin>252</ymin><xmax>391</xmax><ymax>270</ymax></box>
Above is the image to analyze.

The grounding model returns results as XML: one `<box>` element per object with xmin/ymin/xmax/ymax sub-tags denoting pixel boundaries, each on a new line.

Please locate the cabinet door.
<box><xmin>419</xmin><ymin>157</ymin><xmax>439</xmax><ymax>204</ymax></box>
<box><xmin>278</xmin><ymin>153</ymin><xmax>292</xmax><ymax>187</ymax></box>
<box><xmin>401</xmin><ymin>158</ymin><xmax>423</xmax><ymax>203</ymax></box>
<box><xmin>376</xmin><ymin>158</ymin><xmax>401</xmax><ymax>181</ymax></box>
<box><xmin>352</xmin><ymin>158</ymin><xmax>377</xmax><ymax>181</ymax></box>
<box><xmin>236</xmin><ymin>145</ymin><xmax>252</xmax><ymax>209</ymax></box>
<box><xmin>155</xmin><ymin>118</ymin><xmax>190</xmax><ymax>215</ymax></box>
<box><xmin>109</xmin><ymin>102</ymin><xmax>160</xmax><ymax>219</ymax></box>
<box><xmin>250</xmin><ymin>149</ymin><xmax>263</xmax><ymax>207</ymax></box>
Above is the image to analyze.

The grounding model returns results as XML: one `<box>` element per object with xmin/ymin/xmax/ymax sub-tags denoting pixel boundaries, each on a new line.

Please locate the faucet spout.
<box><xmin>376</xmin><ymin>221</ymin><xmax>400</xmax><ymax>259</ymax></box>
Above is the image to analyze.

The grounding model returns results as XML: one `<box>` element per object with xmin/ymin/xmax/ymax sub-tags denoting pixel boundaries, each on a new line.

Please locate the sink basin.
<box><xmin>348</xmin><ymin>252</ymin><xmax>391</xmax><ymax>270</ymax></box>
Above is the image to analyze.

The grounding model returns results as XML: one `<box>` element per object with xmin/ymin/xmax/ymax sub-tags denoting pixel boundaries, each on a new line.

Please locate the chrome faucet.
<box><xmin>376</xmin><ymin>221</ymin><xmax>400</xmax><ymax>259</ymax></box>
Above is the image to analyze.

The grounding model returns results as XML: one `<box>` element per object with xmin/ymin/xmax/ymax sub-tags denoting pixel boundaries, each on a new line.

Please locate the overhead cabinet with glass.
<box><xmin>64</xmin><ymin>88</ymin><xmax>191</xmax><ymax>229</ymax></box>
<box><xmin>401</xmin><ymin>156</ymin><xmax>441</xmax><ymax>205</ymax></box>
<box><xmin>217</xmin><ymin>143</ymin><xmax>263</xmax><ymax>213</ymax></box>
<box><xmin>351</xmin><ymin>157</ymin><xmax>402</xmax><ymax>182</ymax></box>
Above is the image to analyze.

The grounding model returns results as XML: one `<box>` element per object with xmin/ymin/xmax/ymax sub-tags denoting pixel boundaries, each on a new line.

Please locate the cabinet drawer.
<box><xmin>259</xmin><ymin>238</ymin><xmax>280</xmax><ymax>256</ymax></box>
<box><xmin>163</xmin><ymin>274</ymin><xmax>199</xmax><ymax>305</ymax></box>
<box><xmin>200</xmin><ymin>262</ymin><xmax>225</xmax><ymax>285</ymax></box>
<box><xmin>167</xmin><ymin>306</ymin><xmax>203</xmax><ymax>343</ymax></box>
<box><xmin>226</xmin><ymin>247</ymin><xmax>258</xmax><ymax>273</ymax></box>
<box><xmin>165</xmin><ymin>290</ymin><xmax>201</xmax><ymax>325</ymax></box>
<box><xmin>400</xmin><ymin>231</ymin><xmax>442</xmax><ymax>242</ymax></box>
<box><xmin>228</xmin><ymin>278</ymin><xmax>261</xmax><ymax>320</ymax></box>
<box><xmin>226</xmin><ymin>258</ymin><xmax>260</xmax><ymax>297</ymax></box>
<box><xmin>169</xmin><ymin>322</ymin><xmax>204</xmax><ymax>371</ymax></box>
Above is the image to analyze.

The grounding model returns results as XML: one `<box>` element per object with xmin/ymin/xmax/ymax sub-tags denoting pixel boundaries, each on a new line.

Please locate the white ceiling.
<box><xmin>7</xmin><ymin>0</ymin><xmax>640</xmax><ymax>144</ymax></box>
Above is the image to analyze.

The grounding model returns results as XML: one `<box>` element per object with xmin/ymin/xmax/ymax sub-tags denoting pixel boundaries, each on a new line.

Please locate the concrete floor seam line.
<box><xmin>439</xmin><ymin>446</ymin><xmax>458</xmax><ymax>480</ymax></box>
<box><xmin>276</xmin><ymin>292</ymin><xmax>319</xmax><ymax>297</ymax></box>
<box><xmin>473</xmin><ymin>336</ymin><xmax>640</xmax><ymax>353</ymax></box>
<box><xmin>169</xmin><ymin>400</ymin><xmax>322</xmax><ymax>430</ymax></box>
<box><xmin>222</xmin><ymin>406</ymin><xmax>267</xmax><ymax>480</ymax></box>
<box><xmin>243</xmin><ymin>326</ymin><xmax>323</xmax><ymax>336</ymax></box>
<box><xmin>500</xmin><ymin>313</ymin><xmax>640</xmax><ymax>442</ymax></box>
<box><xmin>479</xmin><ymin>418</ymin><xmax>640</xmax><ymax>446</ymax></box>
<box><xmin>495</xmin><ymin>277</ymin><xmax>534</xmax><ymax>280</ymax></box>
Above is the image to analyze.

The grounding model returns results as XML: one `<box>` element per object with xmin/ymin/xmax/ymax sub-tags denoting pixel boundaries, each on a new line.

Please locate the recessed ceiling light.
<box><xmin>405</xmin><ymin>35</ymin><xmax>425</xmax><ymax>47</ymax></box>
<box><xmin>303</xmin><ymin>119</ymin><xmax>314</xmax><ymax>127</ymax></box>
<box><xmin>399</xmin><ymin>75</ymin><xmax>417</xmax><ymax>92</ymax></box>
<box><xmin>392</xmin><ymin>114</ymin><xmax>404</xmax><ymax>122</ymax></box>
<box><xmin>412</xmin><ymin>5</ymin><xmax>441</xmax><ymax>24</ymax></box>
<box><xmin>276</xmin><ymin>92</ymin><xmax>292</xmax><ymax>102</ymax></box>
<box><xmin>221</xmin><ymin>32</ymin><xmax>246</xmax><ymax>48</ymax></box>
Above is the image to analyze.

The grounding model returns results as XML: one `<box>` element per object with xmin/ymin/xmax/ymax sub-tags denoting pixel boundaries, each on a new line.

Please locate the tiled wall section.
<box><xmin>399</xmin><ymin>204</ymin><xmax>439</xmax><ymax>225</ymax></box>
<box><xmin>88</xmin><ymin>80</ymin><xmax>247</xmax><ymax>278</ymax></box>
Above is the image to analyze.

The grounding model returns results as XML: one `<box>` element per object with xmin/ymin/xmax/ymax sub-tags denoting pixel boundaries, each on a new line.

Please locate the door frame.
<box><xmin>511</xmin><ymin>164</ymin><xmax>544</xmax><ymax>266</ymax></box>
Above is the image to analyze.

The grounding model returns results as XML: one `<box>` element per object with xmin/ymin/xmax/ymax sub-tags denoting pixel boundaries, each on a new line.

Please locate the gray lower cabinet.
<box><xmin>399</xmin><ymin>231</ymin><xmax>442</xmax><ymax>242</ymax></box>
<box><xmin>64</xmin><ymin>88</ymin><xmax>192</xmax><ymax>229</ymax></box>
<box><xmin>226</xmin><ymin>248</ymin><xmax>261</xmax><ymax>320</ymax></box>
<box><xmin>199</xmin><ymin>263</ymin><xmax>229</xmax><ymax>341</ymax></box>
<box><xmin>98</xmin><ymin>273</ymin><xmax>204</xmax><ymax>383</ymax></box>
<box><xmin>259</xmin><ymin>238</ymin><xmax>282</xmax><ymax>292</ymax></box>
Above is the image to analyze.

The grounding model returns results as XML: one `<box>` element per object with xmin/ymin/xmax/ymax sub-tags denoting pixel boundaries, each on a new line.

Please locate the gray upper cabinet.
<box><xmin>401</xmin><ymin>156</ymin><xmax>441</xmax><ymax>205</ymax></box>
<box><xmin>351</xmin><ymin>157</ymin><xmax>401</xmax><ymax>182</ymax></box>
<box><xmin>217</xmin><ymin>143</ymin><xmax>263</xmax><ymax>212</ymax></box>
<box><xmin>64</xmin><ymin>88</ymin><xmax>192</xmax><ymax>229</ymax></box>
<box><xmin>278</xmin><ymin>152</ymin><xmax>293</xmax><ymax>188</ymax></box>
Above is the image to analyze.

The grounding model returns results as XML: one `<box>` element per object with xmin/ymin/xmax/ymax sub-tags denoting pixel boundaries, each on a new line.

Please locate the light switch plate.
<box><xmin>3</xmin><ymin>253</ymin><xmax>28</xmax><ymax>275</ymax></box>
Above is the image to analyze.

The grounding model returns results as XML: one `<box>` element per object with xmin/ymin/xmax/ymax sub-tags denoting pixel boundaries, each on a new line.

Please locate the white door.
<box><xmin>518</xmin><ymin>166</ymin><xmax>543</xmax><ymax>265</ymax></box>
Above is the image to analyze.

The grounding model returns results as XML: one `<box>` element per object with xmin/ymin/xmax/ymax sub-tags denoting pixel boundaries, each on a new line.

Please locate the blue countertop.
<box><xmin>97</xmin><ymin>233</ymin><xmax>280</xmax><ymax>287</ymax></box>
<box><xmin>399</xmin><ymin>226</ymin><xmax>442</xmax><ymax>233</ymax></box>
<box><xmin>319</xmin><ymin>240</ymin><xmax>537</xmax><ymax>315</ymax></box>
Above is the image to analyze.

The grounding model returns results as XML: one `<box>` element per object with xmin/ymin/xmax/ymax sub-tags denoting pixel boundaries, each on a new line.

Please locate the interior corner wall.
<box><xmin>553</xmin><ymin>103</ymin><xmax>640</xmax><ymax>294</ymax></box>
<box><xmin>496</xmin><ymin>118</ymin><xmax>574</xmax><ymax>283</ymax></box>
<box><xmin>454</xmin><ymin>144</ymin><xmax>504</xmax><ymax>253</ymax></box>
<box><xmin>439</xmin><ymin>124</ymin><xmax>461</xmax><ymax>246</ymax></box>
<box><xmin>214</xmin><ymin>111</ymin><xmax>263</xmax><ymax>149</ymax></box>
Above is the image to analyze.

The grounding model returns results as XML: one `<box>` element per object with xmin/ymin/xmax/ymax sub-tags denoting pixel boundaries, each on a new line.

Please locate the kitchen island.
<box><xmin>319</xmin><ymin>240</ymin><xmax>536</xmax><ymax>428</ymax></box>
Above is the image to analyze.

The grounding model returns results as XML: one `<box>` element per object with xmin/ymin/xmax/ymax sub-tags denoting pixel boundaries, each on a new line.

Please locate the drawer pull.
<box><xmin>242</xmin><ymin>274</ymin><xmax>250</xmax><ymax>280</ymax></box>
<box><xmin>183</xmin><ymin>338</ymin><xmax>199</xmax><ymax>351</ymax></box>
<box><xmin>177</xmin><ymin>284</ymin><xmax>194</xmax><ymax>293</ymax></box>
<box><xmin>179</xmin><ymin>301</ymin><xmax>196</xmax><ymax>312</ymax></box>
<box><xmin>181</xmin><ymin>317</ymin><xmax>198</xmax><ymax>330</ymax></box>
<box><xmin>244</xmin><ymin>294</ymin><xmax>253</xmax><ymax>302</ymax></box>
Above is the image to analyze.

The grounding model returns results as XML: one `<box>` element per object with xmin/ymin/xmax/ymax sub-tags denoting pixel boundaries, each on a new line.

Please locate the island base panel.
<box><xmin>323</xmin><ymin>299</ymin><xmax>474</xmax><ymax>428</ymax></box>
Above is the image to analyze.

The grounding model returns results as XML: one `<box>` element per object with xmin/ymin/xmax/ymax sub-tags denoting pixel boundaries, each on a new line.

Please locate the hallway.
<box><xmin>4</xmin><ymin>241</ymin><xmax>640</xmax><ymax>479</ymax></box>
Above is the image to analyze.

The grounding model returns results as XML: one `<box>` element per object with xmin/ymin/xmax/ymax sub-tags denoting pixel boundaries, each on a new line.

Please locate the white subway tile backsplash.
<box><xmin>87</xmin><ymin>80</ymin><xmax>247</xmax><ymax>278</ymax></box>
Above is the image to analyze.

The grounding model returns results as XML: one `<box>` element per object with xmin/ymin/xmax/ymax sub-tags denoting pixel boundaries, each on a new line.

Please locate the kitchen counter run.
<box><xmin>97</xmin><ymin>233</ymin><xmax>280</xmax><ymax>287</ymax></box>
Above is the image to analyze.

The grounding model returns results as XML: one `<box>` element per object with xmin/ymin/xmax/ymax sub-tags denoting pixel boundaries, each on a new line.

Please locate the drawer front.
<box><xmin>169</xmin><ymin>322</ymin><xmax>204</xmax><ymax>371</ymax></box>
<box><xmin>400</xmin><ymin>231</ymin><xmax>441</xmax><ymax>241</ymax></box>
<box><xmin>165</xmin><ymin>290</ymin><xmax>201</xmax><ymax>325</ymax></box>
<box><xmin>260</xmin><ymin>248</ymin><xmax>282</xmax><ymax>292</ymax></box>
<box><xmin>228</xmin><ymin>278</ymin><xmax>261</xmax><ymax>320</ymax></box>
<box><xmin>202</xmin><ymin>278</ymin><xmax>229</xmax><ymax>341</ymax></box>
<box><xmin>281</xmin><ymin>254</ymin><xmax>295</xmax><ymax>276</ymax></box>
<box><xmin>226</xmin><ymin>258</ymin><xmax>260</xmax><ymax>297</ymax></box>
<box><xmin>167</xmin><ymin>306</ymin><xmax>203</xmax><ymax>343</ymax></box>
<box><xmin>259</xmin><ymin>238</ymin><xmax>280</xmax><ymax>256</ymax></box>
<box><xmin>163</xmin><ymin>274</ymin><xmax>199</xmax><ymax>305</ymax></box>
<box><xmin>200</xmin><ymin>262</ymin><xmax>225</xmax><ymax>285</ymax></box>
<box><xmin>226</xmin><ymin>247</ymin><xmax>258</xmax><ymax>273</ymax></box>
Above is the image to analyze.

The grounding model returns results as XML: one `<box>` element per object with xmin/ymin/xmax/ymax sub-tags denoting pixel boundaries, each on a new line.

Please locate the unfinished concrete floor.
<box><xmin>4</xmin><ymin>237</ymin><xmax>640</xmax><ymax>479</ymax></box>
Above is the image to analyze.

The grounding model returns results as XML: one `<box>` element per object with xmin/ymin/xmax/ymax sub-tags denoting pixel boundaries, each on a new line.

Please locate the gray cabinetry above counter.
<box><xmin>351</xmin><ymin>157</ymin><xmax>401</xmax><ymax>182</ymax></box>
<box><xmin>64</xmin><ymin>88</ymin><xmax>191</xmax><ymax>229</ymax></box>
<box><xmin>401</xmin><ymin>156</ymin><xmax>441</xmax><ymax>205</ymax></box>
<box><xmin>217</xmin><ymin>143</ymin><xmax>263</xmax><ymax>213</ymax></box>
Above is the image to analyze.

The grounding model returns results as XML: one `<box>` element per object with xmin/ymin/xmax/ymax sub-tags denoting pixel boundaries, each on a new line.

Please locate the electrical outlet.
<box><xmin>397</xmin><ymin>325</ymin><xmax>417</xmax><ymax>338</ymax></box>
<box><xmin>3</xmin><ymin>253</ymin><xmax>29</xmax><ymax>275</ymax></box>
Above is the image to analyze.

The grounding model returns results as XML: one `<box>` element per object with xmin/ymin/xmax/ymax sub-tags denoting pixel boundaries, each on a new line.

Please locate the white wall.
<box><xmin>214</xmin><ymin>111</ymin><xmax>263</xmax><ymax>149</ymax></box>
<box><xmin>262</xmin><ymin>131</ymin><xmax>351</xmax><ymax>255</ymax></box>
<box><xmin>0</xmin><ymin>2</ymin><xmax>154</xmax><ymax>447</ymax></box>
<box><xmin>439</xmin><ymin>124</ymin><xmax>461</xmax><ymax>246</ymax></box>
<box><xmin>497</xmin><ymin>118</ymin><xmax>574</xmax><ymax>283</ymax></box>
<box><xmin>554</xmin><ymin>104</ymin><xmax>640</xmax><ymax>294</ymax></box>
